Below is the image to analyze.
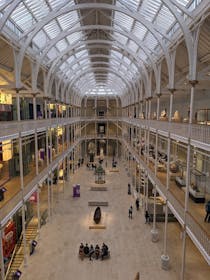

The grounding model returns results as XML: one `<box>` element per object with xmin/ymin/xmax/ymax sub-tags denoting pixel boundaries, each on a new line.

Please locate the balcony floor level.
<box><xmin>20</xmin><ymin>159</ymin><xmax>210</xmax><ymax>280</ymax></box>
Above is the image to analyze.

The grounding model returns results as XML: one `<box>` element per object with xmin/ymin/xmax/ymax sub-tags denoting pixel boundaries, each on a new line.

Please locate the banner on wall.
<box><xmin>0</xmin><ymin>92</ymin><xmax>12</xmax><ymax>105</ymax></box>
<box><xmin>2</xmin><ymin>140</ymin><xmax>12</xmax><ymax>161</ymax></box>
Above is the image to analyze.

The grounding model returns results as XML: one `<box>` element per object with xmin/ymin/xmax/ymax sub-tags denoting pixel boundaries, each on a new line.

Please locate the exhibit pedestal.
<box><xmin>161</xmin><ymin>254</ymin><xmax>170</xmax><ymax>270</ymax></box>
<box><xmin>151</xmin><ymin>228</ymin><xmax>159</xmax><ymax>242</ymax></box>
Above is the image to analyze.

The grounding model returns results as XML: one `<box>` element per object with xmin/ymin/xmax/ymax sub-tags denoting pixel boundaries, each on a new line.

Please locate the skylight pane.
<box><xmin>132</xmin><ymin>22</ymin><xmax>147</xmax><ymax>40</ymax></box>
<box><xmin>140</xmin><ymin>0</ymin><xmax>161</xmax><ymax>22</ymax></box>
<box><xmin>47</xmin><ymin>0</ymin><xmax>74</xmax><ymax>10</ymax></box>
<box><xmin>144</xmin><ymin>33</ymin><xmax>158</xmax><ymax>49</ymax></box>
<box><xmin>56</xmin><ymin>39</ymin><xmax>68</xmax><ymax>51</ymax></box>
<box><xmin>127</xmin><ymin>41</ymin><xmax>139</xmax><ymax>53</ymax></box>
<box><xmin>57</xmin><ymin>11</ymin><xmax>79</xmax><ymax>30</ymax></box>
<box><xmin>10</xmin><ymin>3</ymin><xmax>33</xmax><ymax>31</ymax></box>
<box><xmin>114</xmin><ymin>12</ymin><xmax>133</xmax><ymax>31</ymax></box>
<box><xmin>66</xmin><ymin>31</ymin><xmax>83</xmax><ymax>45</ymax></box>
<box><xmin>44</xmin><ymin>20</ymin><xmax>60</xmax><ymax>39</ymax></box>
<box><xmin>113</xmin><ymin>32</ymin><xmax>127</xmax><ymax>45</ymax></box>
<box><xmin>47</xmin><ymin>47</ymin><xmax>58</xmax><ymax>60</ymax></box>
<box><xmin>33</xmin><ymin>30</ymin><xmax>48</xmax><ymax>48</ymax></box>
<box><xmin>155</xmin><ymin>6</ymin><xmax>175</xmax><ymax>32</ymax></box>
<box><xmin>24</xmin><ymin>0</ymin><xmax>50</xmax><ymax>21</ymax></box>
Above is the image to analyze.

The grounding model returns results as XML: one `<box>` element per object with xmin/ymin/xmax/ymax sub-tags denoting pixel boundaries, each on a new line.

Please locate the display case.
<box><xmin>196</xmin><ymin>109</ymin><xmax>210</xmax><ymax>125</ymax></box>
<box><xmin>95</xmin><ymin>165</ymin><xmax>105</xmax><ymax>184</ymax></box>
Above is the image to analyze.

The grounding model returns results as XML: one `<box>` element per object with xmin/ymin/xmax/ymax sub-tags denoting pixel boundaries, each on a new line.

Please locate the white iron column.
<box><xmin>161</xmin><ymin>90</ymin><xmax>174</xmax><ymax>270</ymax></box>
<box><xmin>156</xmin><ymin>94</ymin><xmax>161</xmax><ymax>121</ymax></box>
<box><xmin>180</xmin><ymin>80</ymin><xmax>197</xmax><ymax>279</ymax></box>
<box><xmin>151</xmin><ymin>128</ymin><xmax>159</xmax><ymax>242</ymax></box>
<box><xmin>16</xmin><ymin>89</ymin><xmax>21</xmax><ymax>121</ymax></box>
<box><xmin>18</xmin><ymin>134</ymin><xmax>27</xmax><ymax>266</ymax></box>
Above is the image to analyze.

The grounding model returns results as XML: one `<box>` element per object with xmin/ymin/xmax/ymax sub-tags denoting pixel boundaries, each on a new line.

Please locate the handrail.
<box><xmin>0</xmin><ymin>138</ymin><xmax>81</xmax><ymax>225</ymax></box>
<box><xmin>0</xmin><ymin>134</ymin><xmax>209</xmax><ymax>264</ymax></box>
<box><xmin>122</xmin><ymin>138</ymin><xmax>210</xmax><ymax>264</ymax></box>
<box><xmin>1</xmin><ymin>117</ymin><xmax>210</xmax><ymax>147</ymax></box>
<box><xmin>4</xmin><ymin>233</ymin><xmax>23</xmax><ymax>279</ymax></box>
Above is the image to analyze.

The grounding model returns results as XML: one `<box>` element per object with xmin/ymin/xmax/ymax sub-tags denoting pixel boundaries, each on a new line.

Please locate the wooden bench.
<box><xmin>90</xmin><ymin>187</ymin><xmax>107</xmax><ymax>191</ymax></box>
<box><xmin>89</xmin><ymin>225</ymin><xmax>106</xmax><ymax>229</ymax></box>
<box><xmin>109</xmin><ymin>169</ymin><xmax>119</xmax><ymax>172</ymax></box>
<box><xmin>88</xmin><ymin>201</ymin><xmax>109</xmax><ymax>206</ymax></box>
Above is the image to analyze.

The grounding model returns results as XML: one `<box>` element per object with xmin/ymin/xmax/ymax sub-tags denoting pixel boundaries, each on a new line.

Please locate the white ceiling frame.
<box><xmin>161</xmin><ymin>0</ymin><xmax>194</xmax><ymax>87</ymax></box>
<box><xmin>58</xmin><ymin>70</ymin><xmax>128</xmax><ymax>100</ymax></box>
<box><xmin>33</xmin><ymin>24</ymin><xmax>151</xmax><ymax>88</ymax></box>
<box><xmin>64</xmin><ymin>61</ymin><xmax>134</xmax><ymax>86</ymax></box>
<box><xmin>19</xmin><ymin>0</ymin><xmax>74</xmax><ymax>39</ymax></box>
<box><xmin>0</xmin><ymin>0</ymin><xmax>22</xmax><ymax>31</ymax></box>
<box><xmin>0</xmin><ymin>0</ymin><xmax>16</xmax><ymax>12</ymax></box>
<box><xmin>58</xmin><ymin>54</ymin><xmax>138</xmax><ymax>79</ymax></box>
<box><xmin>67</xmin><ymin>68</ymin><xmax>131</xmax><ymax>98</ymax></box>
<box><xmin>16</xmin><ymin>3</ymin><xmax>172</xmax><ymax>85</ymax></box>
<box><xmin>47</xmin><ymin>41</ymin><xmax>143</xmax><ymax>82</ymax></box>
<box><xmin>78</xmin><ymin>79</ymin><xmax>123</xmax><ymax>96</ymax></box>
<box><xmin>67</xmin><ymin>67</ymin><xmax>133</xmax><ymax>99</ymax></box>
<box><xmin>46</xmin><ymin>41</ymin><xmax>148</xmax><ymax>96</ymax></box>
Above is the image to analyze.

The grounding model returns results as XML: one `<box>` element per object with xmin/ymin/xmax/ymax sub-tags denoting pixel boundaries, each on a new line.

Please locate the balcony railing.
<box><xmin>2</xmin><ymin>117</ymin><xmax>210</xmax><ymax>149</ymax></box>
<box><xmin>122</xmin><ymin>138</ymin><xmax>210</xmax><ymax>264</ymax></box>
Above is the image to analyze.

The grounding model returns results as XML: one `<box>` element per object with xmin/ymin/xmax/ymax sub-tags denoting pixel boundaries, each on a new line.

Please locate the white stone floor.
<box><xmin>21</xmin><ymin>159</ymin><xmax>210</xmax><ymax>280</ymax></box>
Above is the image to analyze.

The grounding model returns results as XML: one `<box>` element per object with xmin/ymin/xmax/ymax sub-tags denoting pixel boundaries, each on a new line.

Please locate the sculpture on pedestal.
<box><xmin>93</xmin><ymin>206</ymin><xmax>101</xmax><ymax>224</ymax></box>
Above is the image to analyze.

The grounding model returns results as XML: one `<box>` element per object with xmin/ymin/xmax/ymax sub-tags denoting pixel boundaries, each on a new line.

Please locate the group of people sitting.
<box><xmin>79</xmin><ymin>242</ymin><xmax>109</xmax><ymax>260</ymax></box>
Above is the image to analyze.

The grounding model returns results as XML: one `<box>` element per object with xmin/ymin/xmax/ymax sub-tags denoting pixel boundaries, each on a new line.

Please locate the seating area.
<box><xmin>78</xmin><ymin>243</ymin><xmax>110</xmax><ymax>261</ymax></box>
<box><xmin>88</xmin><ymin>201</ymin><xmax>108</xmax><ymax>206</ymax></box>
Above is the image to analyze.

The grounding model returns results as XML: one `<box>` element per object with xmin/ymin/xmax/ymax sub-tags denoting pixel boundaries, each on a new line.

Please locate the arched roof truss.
<box><xmin>0</xmin><ymin>0</ymin><xmax>203</xmax><ymax>99</ymax></box>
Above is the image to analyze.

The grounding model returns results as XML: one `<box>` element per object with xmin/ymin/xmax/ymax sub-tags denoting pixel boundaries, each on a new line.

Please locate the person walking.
<box><xmin>136</xmin><ymin>198</ymin><xmax>140</xmax><ymax>211</ymax></box>
<box><xmin>129</xmin><ymin>206</ymin><xmax>133</xmax><ymax>219</ymax></box>
<box><xmin>145</xmin><ymin>210</ymin><xmax>150</xmax><ymax>224</ymax></box>
<box><xmin>128</xmin><ymin>183</ymin><xmax>131</xmax><ymax>195</ymax></box>
<box><xmin>204</xmin><ymin>201</ymin><xmax>210</xmax><ymax>222</ymax></box>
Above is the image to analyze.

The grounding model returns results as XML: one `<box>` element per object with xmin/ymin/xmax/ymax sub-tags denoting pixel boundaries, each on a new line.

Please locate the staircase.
<box><xmin>5</xmin><ymin>221</ymin><xmax>38</xmax><ymax>280</ymax></box>
<box><xmin>140</xmin><ymin>168</ymin><xmax>145</xmax><ymax>193</ymax></box>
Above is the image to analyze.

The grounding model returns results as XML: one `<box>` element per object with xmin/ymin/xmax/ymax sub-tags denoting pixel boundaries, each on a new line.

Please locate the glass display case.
<box><xmin>196</xmin><ymin>109</ymin><xmax>210</xmax><ymax>125</ymax></box>
<box><xmin>95</xmin><ymin>164</ymin><xmax>105</xmax><ymax>184</ymax></box>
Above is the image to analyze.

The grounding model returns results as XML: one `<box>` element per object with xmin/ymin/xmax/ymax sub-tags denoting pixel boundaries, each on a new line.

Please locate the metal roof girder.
<box><xmin>34</xmin><ymin>24</ymin><xmax>152</xmax><ymax>83</ymax></box>
<box><xmin>68</xmin><ymin>67</ymin><xmax>131</xmax><ymax>93</ymax></box>
<box><xmin>46</xmin><ymin>40</ymin><xmax>148</xmax><ymax>94</ymax></box>
<box><xmin>0</xmin><ymin>0</ymin><xmax>21</xmax><ymax>32</ymax></box>
<box><xmin>48</xmin><ymin>41</ymin><xmax>143</xmax><ymax>80</ymax></box>
<box><xmin>17</xmin><ymin>3</ymin><xmax>172</xmax><ymax>82</ymax></box>
<box><xmin>61</xmin><ymin>54</ymin><xmax>137</xmax><ymax>77</ymax></box>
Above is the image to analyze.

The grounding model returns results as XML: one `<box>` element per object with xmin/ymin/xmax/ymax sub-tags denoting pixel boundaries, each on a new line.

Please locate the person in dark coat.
<box><xmin>89</xmin><ymin>244</ymin><xmax>94</xmax><ymax>261</ymax></box>
<box><xmin>145</xmin><ymin>210</ymin><xmax>150</xmax><ymax>224</ymax></box>
<box><xmin>129</xmin><ymin>206</ymin><xmax>133</xmax><ymax>219</ymax></box>
<box><xmin>204</xmin><ymin>201</ymin><xmax>210</xmax><ymax>222</ymax></box>
<box><xmin>136</xmin><ymin>198</ymin><xmax>140</xmax><ymax>210</ymax></box>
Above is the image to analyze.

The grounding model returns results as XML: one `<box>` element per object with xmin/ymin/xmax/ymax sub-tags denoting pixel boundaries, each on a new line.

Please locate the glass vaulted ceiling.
<box><xmin>0</xmin><ymin>0</ymin><xmax>203</xmax><ymax>96</ymax></box>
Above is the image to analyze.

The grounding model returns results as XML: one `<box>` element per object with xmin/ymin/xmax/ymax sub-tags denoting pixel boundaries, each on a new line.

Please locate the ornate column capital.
<box><xmin>31</xmin><ymin>91</ymin><xmax>39</xmax><ymax>97</ymax></box>
<box><xmin>168</xmin><ymin>88</ymin><xmax>176</xmax><ymax>94</ymax></box>
<box><xmin>156</xmin><ymin>93</ymin><xmax>162</xmax><ymax>98</ymax></box>
<box><xmin>189</xmin><ymin>80</ymin><xmax>198</xmax><ymax>87</ymax></box>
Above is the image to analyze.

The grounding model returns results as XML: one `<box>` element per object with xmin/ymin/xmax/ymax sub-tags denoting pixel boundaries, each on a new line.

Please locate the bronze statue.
<box><xmin>93</xmin><ymin>206</ymin><xmax>101</xmax><ymax>224</ymax></box>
